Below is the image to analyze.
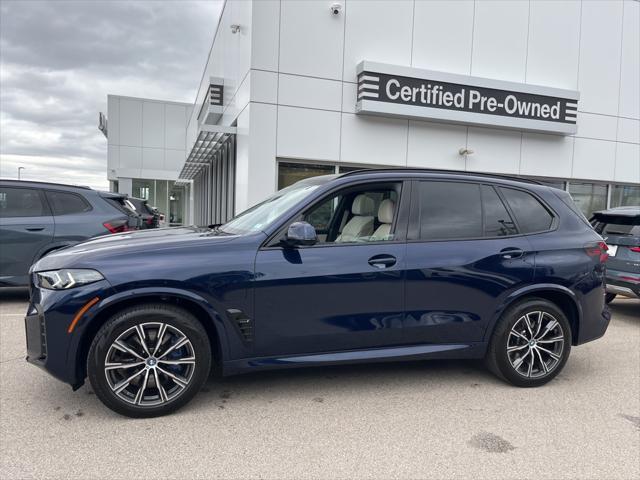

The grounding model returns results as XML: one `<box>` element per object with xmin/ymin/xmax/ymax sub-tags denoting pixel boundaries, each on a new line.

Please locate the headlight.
<box><xmin>36</xmin><ymin>269</ymin><xmax>104</xmax><ymax>290</ymax></box>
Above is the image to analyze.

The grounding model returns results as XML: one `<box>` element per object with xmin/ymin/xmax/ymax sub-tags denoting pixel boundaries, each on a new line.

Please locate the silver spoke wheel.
<box><xmin>506</xmin><ymin>311</ymin><xmax>565</xmax><ymax>379</ymax></box>
<box><xmin>104</xmin><ymin>322</ymin><xmax>196</xmax><ymax>407</ymax></box>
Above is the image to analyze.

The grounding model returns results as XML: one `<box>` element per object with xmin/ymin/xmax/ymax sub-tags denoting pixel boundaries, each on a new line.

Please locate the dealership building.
<box><xmin>104</xmin><ymin>0</ymin><xmax>639</xmax><ymax>226</ymax></box>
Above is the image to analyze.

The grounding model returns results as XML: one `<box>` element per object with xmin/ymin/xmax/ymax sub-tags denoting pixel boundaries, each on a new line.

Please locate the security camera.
<box><xmin>330</xmin><ymin>3</ymin><xmax>342</xmax><ymax>15</ymax></box>
<box><xmin>458</xmin><ymin>147</ymin><xmax>474</xmax><ymax>156</ymax></box>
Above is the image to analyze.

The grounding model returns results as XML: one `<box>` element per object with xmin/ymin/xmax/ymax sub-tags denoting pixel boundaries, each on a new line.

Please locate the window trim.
<box><xmin>406</xmin><ymin>179</ymin><xmax>558</xmax><ymax>243</ymax></box>
<box><xmin>44</xmin><ymin>189</ymin><xmax>93</xmax><ymax>216</ymax></box>
<box><xmin>0</xmin><ymin>186</ymin><xmax>51</xmax><ymax>218</ymax></box>
<box><xmin>260</xmin><ymin>179</ymin><xmax>411</xmax><ymax>250</ymax></box>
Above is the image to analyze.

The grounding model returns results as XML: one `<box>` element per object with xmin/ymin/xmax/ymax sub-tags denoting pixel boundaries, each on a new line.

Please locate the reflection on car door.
<box><xmin>403</xmin><ymin>181</ymin><xmax>535</xmax><ymax>346</ymax></box>
<box><xmin>252</xmin><ymin>181</ymin><xmax>410</xmax><ymax>357</ymax></box>
<box><xmin>0</xmin><ymin>187</ymin><xmax>54</xmax><ymax>284</ymax></box>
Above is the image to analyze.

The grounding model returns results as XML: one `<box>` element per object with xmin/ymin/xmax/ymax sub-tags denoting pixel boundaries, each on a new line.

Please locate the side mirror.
<box><xmin>283</xmin><ymin>221</ymin><xmax>317</xmax><ymax>247</ymax></box>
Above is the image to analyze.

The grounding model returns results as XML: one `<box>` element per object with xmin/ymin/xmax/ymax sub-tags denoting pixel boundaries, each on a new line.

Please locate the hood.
<box><xmin>32</xmin><ymin>226</ymin><xmax>240</xmax><ymax>272</ymax></box>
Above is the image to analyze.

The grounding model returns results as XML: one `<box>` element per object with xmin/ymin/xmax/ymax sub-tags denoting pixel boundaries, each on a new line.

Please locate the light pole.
<box><xmin>18</xmin><ymin>167</ymin><xmax>25</xmax><ymax>180</ymax></box>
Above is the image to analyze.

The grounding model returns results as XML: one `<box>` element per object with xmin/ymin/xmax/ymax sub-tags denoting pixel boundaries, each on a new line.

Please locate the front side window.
<box><xmin>299</xmin><ymin>183</ymin><xmax>401</xmax><ymax>244</ymax></box>
<box><xmin>45</xmin><ymin>191</ymin><xmax>91</xmax><ymax>215</ymax></box>
<box><xmin>0</xmin><ymin>187</ymin><xmax>47</xmax><ymax>218</ymax></box>
<box><xmin>500</xmin><ymin>187</ymin><xmax>554</xmax><ymax>233</ymax></box>
<box><xmin>417</xmin><ymin>182</ymin><xmax>482</xmax><ymax>240</ymax></box>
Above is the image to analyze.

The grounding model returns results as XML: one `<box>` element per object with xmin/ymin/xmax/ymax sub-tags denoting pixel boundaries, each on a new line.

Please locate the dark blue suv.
<box><xmin>24</xmin><ymin>169</ymin><xmax>611</xmax><ymax>417</ymax></box>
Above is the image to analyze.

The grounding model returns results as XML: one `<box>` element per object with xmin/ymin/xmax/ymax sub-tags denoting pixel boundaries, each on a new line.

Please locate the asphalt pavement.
<box><xmin>1</xmin><ymin>287</ymin><xmax>638</xmax><ymax>479</ymax></box>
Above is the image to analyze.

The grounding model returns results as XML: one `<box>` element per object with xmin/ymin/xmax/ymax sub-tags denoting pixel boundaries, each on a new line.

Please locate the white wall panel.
<box><xmin>520</xmin><ymin>133</ymin><xmax>574</xmax><ymax>179</ymax></box>
<box><xmin>341</xmin><ymin>114</ymin><xmax>407</xmax><ymax>166</ymax></box>
<box><xmin>119</xmin><ymin>146</ymin><xmax>142</xmax><ymax>171</ymax></box>
<box><xmin>233</xmin><ymin>0</ymin><xmax>253</xmax><ymax>85</ymax></box>
<box><xmin>277</xmin><ymin>106</ymin><xmax>340</xmax><ymax>161</ymax></box>
<box><xmin>615</xmin><ymin>142</ymin><xmax>640</xmax><ymax>183</ymax></box>
<box><xmin>466</xmin><ymin>127</ymin><xmax>521</xmax><ymax>174</ymax></box>
<box><xmin>279</xmin><ymin>1</ymin><xmax>345</xmax><ymax>80</ymax></box>
<box><xmin>250</xmin><ymin>69</ymin><xmax>278</xmax><ymax>104</ymax></box>
<box><xmin>142</xmin><ymin>148</ymin><xmax>163</xmax><ymax>171</ymax></box>
<box><xmin>248</xmin><ymin>103</ymin><xmax>278</xmax><ymax>207</ymax></box>
<box><xmin>573</xmin><ymin>138</ymin><xmax>616</xmax><ymax>181</ymax></box>
<box><xmin>107</xmin><ymin>145</ymin><xmax>119</xmax><ymax>172</ymax></box>
<box><xmin>412</xmin><ymin>0</ymin><xmax>474</xmax><ymax>75</ymax></box>
<box><xmin>107</xmin><ymin>96</ymin><xmax>119</xmax><ymax>146</ymax></box>
<box><xmin>235</xmin><ymin>106</ymin><xmax>250</xmax><ymax>214</ymax></box>
<box><xmin>471</xmin><ymin>1</ymin><xmax>529</xmax><ymax>82</ymax></box>
<box><xmin>575</xmin><ymin>112</ymin><xmax>618</xmax><ymax>141</ymax></box>
<box><xmin>526</xmin><ymin>0</ymin><xmax>581</xmax><ymax>90</ymax></box>
<box><xmin>342</xmin><ymin>0</ymin><xmax>414</xmax><ymax>81</ymax></box>
<box><xmin>578</xmin><ymin>1</ymin><xmax>624</xmax><ymax>116</ymax></box>
<box><xmin>142</xmin><ymin>102</ymin><xmax>164</xmax><ymax>148</ymax></box>
<box><xmin>119</xmin><ymin>98</ymin><xmax>143</xmax><ymax>147</ymax></box>
<box><xmin>619</xmin><ymin>0</ymin><xmax>640</xmax><ymax>119</ymax></box>
<box><xmin>342</xmin><ymin>83</ymin><xmax>357</xmax><ymax>114</ymax></box>
<box><xmin>251</xmin><ymin>0</ymin><xmax>280</xmax><ymax>71</ymax></box>
<box><xmin>164</xmin><ymin>149</ymin><xmax>185</xmax><ymax>172</ymax></box>
<box><xmin>617</xmin><ymin>118</ymin><xmax>640</xmax><ymax>144</ymax></box>
<box><xmin>165</xmin><ymin>104</ymin><xmax>186</xmax><ymax>150</ymax></box>
<box><xmin>407</xmin><ymin>121</ymin><xmax>468</xmax><ymax>171</ymax></box>
<box><xmin>278</xmin><ymin>74</ymin><xmax>342</xmax><ymax>111</ymax></box>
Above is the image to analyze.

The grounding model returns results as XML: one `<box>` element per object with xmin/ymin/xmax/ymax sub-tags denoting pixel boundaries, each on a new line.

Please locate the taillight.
<box><xmin>103</xmin><ymin>219</ymin><xmax>130</xmax><ymax>234</ymax></box>
<box><xmin>145</xmin><ymin>217</ymin><xmax>153</xmax><ymax>225</ymax></box>
<box><xmin>630</xmin><ymin>247</ymin><xmax>640</xmax><ymax>253</ymax></box>
<box><xmin>585</xmin><ymin>241</ymin><xmax>608</xmax><ymax>263</ymax></box>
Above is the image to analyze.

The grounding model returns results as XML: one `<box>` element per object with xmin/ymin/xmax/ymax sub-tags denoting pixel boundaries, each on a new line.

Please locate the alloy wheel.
<box><xmin>506</xmin><ymin>311</ymin><xmax>565</xmax><ymax>379</ymax></box>
<box><xmin>104</xmin><ymin>322</ymin><xmax>196</xmax><ymax>406</ymax></box>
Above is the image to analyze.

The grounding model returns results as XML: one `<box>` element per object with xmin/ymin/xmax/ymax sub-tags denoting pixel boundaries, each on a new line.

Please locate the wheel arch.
<box><xmin>485</xmin><ymin>284</ymin><xmax>582</xmax><ymax>346</ymax></box>
<box><xmin>74</xmin><ymin>289</ymin><xmax>227</xmax><ymax>383</ymax></box>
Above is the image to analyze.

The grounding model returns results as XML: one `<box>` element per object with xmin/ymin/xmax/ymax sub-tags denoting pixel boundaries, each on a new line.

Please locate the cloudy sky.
<box><xmin>0</xmin><ymin>0</ymin><xmax>222</xmax><ymax>189</ymax></box>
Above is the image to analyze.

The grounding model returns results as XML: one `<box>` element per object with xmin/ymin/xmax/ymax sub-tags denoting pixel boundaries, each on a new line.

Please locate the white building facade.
<box><xmin>110</xmin><ymin>0</ymin><xmax>640</xmax><ymax>226</ymax></box>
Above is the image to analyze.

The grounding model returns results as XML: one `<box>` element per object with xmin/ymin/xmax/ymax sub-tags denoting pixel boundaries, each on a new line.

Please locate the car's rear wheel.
<box><xmin>605</xmin><ymin>293</ymin><xmax>617</xmax><ymax>304</ymax></box>
<box><xmin>486</xmin><ymin>298</ymin><xmax>571</xmax><ymax>387</ymax></box>
<box><xmin>87</xmin><ymin>304</ymin><xmax>211</xmax><ymax>418</ymax></box>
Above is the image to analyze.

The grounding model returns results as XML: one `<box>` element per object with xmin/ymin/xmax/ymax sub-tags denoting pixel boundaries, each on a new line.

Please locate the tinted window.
<box><xmin>45</xmin><ymin>191</ymin><xmax>91</xmax><ymax>215</ymax></box>
<box><xmin>500</xmin><ymin>187</ymin><xmax>553</xmax><ymax>233</ymax></box>
<box><xmin>482</xmin><ymin>186</ymin><xmax>518</xmax><ymax>236</ymax></box>
<box><xmin>418</xmin><ymin>182</ymin><xmax>482</xmax><ymax>240</ymax></box>
<box><xmin>0</xmin><ymin>187</ymin><xmax>47</xmax><ymax>218</ymax></box>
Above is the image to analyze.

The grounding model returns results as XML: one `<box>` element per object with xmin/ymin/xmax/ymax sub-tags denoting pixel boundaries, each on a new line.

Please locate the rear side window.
<box><xmin>45</xmin><ymin>191</ymin><xmax>91</xmax><ymax>215</ymax></box>
<box><xmin>482</xmin><ymin>186</ymin><xmax>518</xmax><ymax>236</ymax></box>
<box><xmin>0</xmin><ymin>187</ymin><xmax>47</xmax><ymax>217</ymax></box>
<box><xmin>500</xmin><ymin>187</ymin><xmax>554</xmax><ymax>233</ymax></box>
<box><xmin>417</xmin><ymin>182</ymin><xmax>482</xmax><ymax>240</ymax></box>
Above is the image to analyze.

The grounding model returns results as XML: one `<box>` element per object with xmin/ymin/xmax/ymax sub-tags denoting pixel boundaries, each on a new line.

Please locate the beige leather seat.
<box><xmin>371</xmin><ymin>199</ymin><xmax>395</xmax><ymax>241</ymax></box>
<box><xmin>335</xmin><ymin>194</ymin><xmax>375</xmax><ymax>243</ymax></box>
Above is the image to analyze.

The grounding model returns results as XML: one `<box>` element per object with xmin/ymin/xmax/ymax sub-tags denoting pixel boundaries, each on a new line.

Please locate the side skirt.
<box><xmin>222</xmin><ymin>342</ymin><xmax>487</xmax><ymax>376</ymax></box>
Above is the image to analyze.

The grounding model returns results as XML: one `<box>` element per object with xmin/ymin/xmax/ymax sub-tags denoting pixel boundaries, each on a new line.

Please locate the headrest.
<box><xmin>351</xmin><ymin>194</ymin><xmax>375</xmax><ymax>216</ymax></box>
<box><xmin>378</xmin><ymin>199</ymin><xmax>395</xmax><ymax>224</ymax></box>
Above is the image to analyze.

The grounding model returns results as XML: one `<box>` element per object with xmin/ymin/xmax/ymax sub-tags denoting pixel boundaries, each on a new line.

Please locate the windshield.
<box><xmin>220</xmin><ymin>181</ymin><xmax>323</xmax><ymax>235</ymax></box>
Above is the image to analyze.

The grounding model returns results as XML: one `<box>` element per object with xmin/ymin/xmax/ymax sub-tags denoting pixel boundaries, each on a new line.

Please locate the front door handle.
<box><xmin>368</xmin><ymin>254</ymin><xmax>397</xmax><ymax>269</ymax></box>
<box><xmin>500</xmin><ymin>247</ymin><xmax>524</xmax><ymax>259</ymax></box>
<box><xmin>25</xmin><ymin>227</ymin><xmax>45</xmax><ymax>232</ymax></box>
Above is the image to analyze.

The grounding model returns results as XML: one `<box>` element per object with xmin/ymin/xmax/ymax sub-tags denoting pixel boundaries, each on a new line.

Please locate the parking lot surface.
<box><xmin>0</xmin><ymin>288</ymin><xmax>638</xmax><ymax>480</ymax></box>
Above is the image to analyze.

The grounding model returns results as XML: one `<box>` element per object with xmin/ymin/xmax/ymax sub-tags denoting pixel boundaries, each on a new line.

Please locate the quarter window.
<box><xmin>0</xmin><ymin>187</ymin><xmax>47</xmax><ymax>218</ymax></box>
<box><xmin>481</xmin><ymin>186</ymin><xmax>518</xmax><ymax>237</ymax></box>
<box><xmin>499</xmin><ymin>187</ymin><xmax>553</xmax><ymax>233</ymax></box>
<box><xmin>417</xmin><ymin>182</ymin><xmax>482</xmax><ymax>240</ymax></box>
<box><xmin>45</xmin><ymin>191</ymin><xmax>91</xmax><ymax>215</ymax></box>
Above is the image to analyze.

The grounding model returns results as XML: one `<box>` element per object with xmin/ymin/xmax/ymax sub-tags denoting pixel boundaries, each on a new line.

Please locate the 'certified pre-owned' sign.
<box><xmin>356</xmin><ymin>61</ymin><xmax>579</xmax><ymax>135</ymax></box>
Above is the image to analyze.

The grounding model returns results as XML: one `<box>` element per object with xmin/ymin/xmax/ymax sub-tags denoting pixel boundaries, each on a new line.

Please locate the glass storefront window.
<box><xmin>169</xmin><ymin>182</ymin><xmax>185</xmax><ymax>226</ymax></box>
<box><xmin>132</xmin><ymin>179</ymin><xmax>155</xmax><ymax>205</ymax></box>
<box><xmin>155</xmin><ymin>180</ymin><xmax>168</xmax><ymax>216</ymax></box>
<box><xmin>278</xmin><ymin>162</ymin><xmax>335</xmax><ymax>190</ymax></box>
<box><xmin>611</xmin><ymin>185</ymin><xmax>640</xmax><ymax>207</ymax></box>
<box><xmin>568</xmin><ymin>182</ymin><xmax>607</xmax><ymax>217</ymax></box>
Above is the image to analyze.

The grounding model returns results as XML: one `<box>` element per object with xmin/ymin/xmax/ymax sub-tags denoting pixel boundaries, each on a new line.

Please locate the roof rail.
<box><xmin>0</xmin><ymin>178</ymin><xmax>92</xmax><ymax>190</ymax></box>
<box><xmin>338</xmin><ymin>167</ymin><xmax>543</xmax><ymax>185</ymax></box>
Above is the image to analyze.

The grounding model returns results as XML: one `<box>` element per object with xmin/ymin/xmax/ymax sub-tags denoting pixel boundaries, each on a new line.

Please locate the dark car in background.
<box><xmin>127</xmin><ymin>197</ymin><xmax>161</xmax><ymax>229</ymax></box>
<box><xmin>0</xmin><ymin>180</ymin><xmax>140</xmax><ymax>286</ymax></box>
<box><xmin>590</xmin><ymin>206</ymin><xmax>640</xmax><ymax>302</ymax></box>
<box><xmin>24</xmin><ymin>169</ymin><xmax>610</xmax><ymax>418</ymax></box>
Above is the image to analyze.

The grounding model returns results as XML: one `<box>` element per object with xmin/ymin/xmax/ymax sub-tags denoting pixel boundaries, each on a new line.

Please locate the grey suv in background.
<box><xmin>590</xmin><ymin>206</ymin><xmax>640</xmax><ymax>302</ymax></box>
<box><xmin>0</xmin><ymin>180</ymin><xmax>140</xmax><ymax>286</ymax></box>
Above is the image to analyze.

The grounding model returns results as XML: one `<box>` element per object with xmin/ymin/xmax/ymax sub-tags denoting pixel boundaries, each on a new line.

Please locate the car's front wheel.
<box><xmin>486</xmin><ymin>298</ymin><xmax>571</xmax><ymax>387</ymax></box>
<box><xmin>87</xmin><ymin>304</ymin><xmax>211</xmax><ymax>418</ymax></box>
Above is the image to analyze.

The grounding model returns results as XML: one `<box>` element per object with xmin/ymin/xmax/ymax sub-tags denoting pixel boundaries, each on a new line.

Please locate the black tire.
<box><xmin>605</xmin><ymin>293</ymin><xmax>617</xmax><ymax>304</ymax></box>
<box><xmin>87</xmin><ymin>303</ymin><xmax>211</xmax><ymax>418</ymax></box>
<box><xmin>486</xmin><ymin>298</ymin><xmax>571</xmax><ymax>387</ymax></box>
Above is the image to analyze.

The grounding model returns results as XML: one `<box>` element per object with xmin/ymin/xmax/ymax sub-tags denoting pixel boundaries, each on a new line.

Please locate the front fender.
<box><xmin>482</xmin><ymin>283</ymin><xmax>582</xmax><ymax>343</ymax></box>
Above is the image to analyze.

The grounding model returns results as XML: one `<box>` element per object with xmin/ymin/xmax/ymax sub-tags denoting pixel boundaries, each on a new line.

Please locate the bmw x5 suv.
<box><xmin>25</xmin><ymin>169</ymin><xmax>611</xmax><ymax>417</ymax></box>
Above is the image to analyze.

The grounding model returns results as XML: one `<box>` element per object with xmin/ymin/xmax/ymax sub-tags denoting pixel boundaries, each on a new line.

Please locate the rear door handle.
<box><xmin>500</xmin><ymin>247</ymin><xmax>524</xmax><ymax>259</ymax></box>
<box><xmin>25</xmin><ymin>227</ymin><xmax>45</xmax><ymax>232</ymax></box>
<box><xmin>368</xmin><ymin>254</ymin><xmax>397</xmax><ymax>269</ymax></box>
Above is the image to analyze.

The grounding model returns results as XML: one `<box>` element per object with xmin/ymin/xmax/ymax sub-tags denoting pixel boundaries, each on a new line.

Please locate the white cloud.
<box><xmin>0</xmin><ymin>0</ymin><xmax>222</xmax><ymax>190</ymax></box>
